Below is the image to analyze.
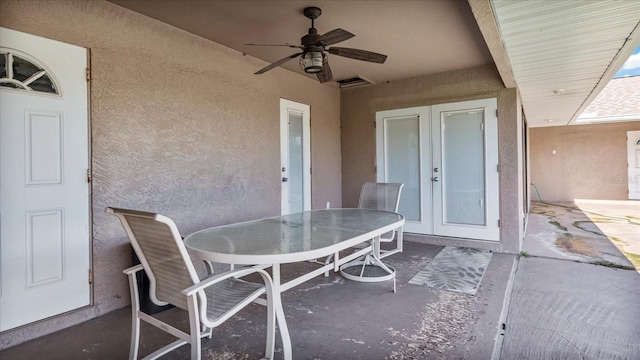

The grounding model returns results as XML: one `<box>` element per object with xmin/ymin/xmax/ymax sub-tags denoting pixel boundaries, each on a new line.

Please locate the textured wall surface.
<box><xmin>341</xmin><ymin>65</ymin><xmax>523</xmax><ymax>253</ymax></box>
<box><xmin>0</xmin><ymin>0</ymin><xmax>341</xmax><ymax>347</ymax></box>
<box><xmin>530</xmin><ymin>121</ymin><xmax>640</xmax><ymax>201</ymax></box>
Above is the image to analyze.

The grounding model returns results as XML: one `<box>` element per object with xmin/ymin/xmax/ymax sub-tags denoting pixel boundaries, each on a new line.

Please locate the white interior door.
<box><xmin>628</xmin><ymin>130</ymin><xmax>640</xmax><ymax>200</ymax></box>
<box><xmin>0</xmin><ymin>27</ymin><xmax>90</xmax><ymax>331</ymax></box>
<box><xmin>376</xmin><ymin>98</ymin><xmax>499</xmax><ymax>241</ymax></box>
<box><xmin>280</xmin><ymin>99</ymin><xmax>310</xmax><ymax>215</ymax></box>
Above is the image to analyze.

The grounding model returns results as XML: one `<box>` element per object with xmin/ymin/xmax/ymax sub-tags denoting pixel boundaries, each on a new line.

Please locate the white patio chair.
<box><xmin>107</xmin><ymin>207</ymin><xmax>275</xmax><ymax>360</ymax></box>
<box><xmin>339</xmin><ymin>182</ymin><xmax>404</xmax><ymax>291</ymax></box>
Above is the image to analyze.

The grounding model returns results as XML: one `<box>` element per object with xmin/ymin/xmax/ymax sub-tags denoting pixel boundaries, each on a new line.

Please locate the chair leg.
<box><xmin>369</xmin><ymin>256</ymin><xmax>396</xmax><ymax>293</ymax></box>
<box><xmin>201</xmin><ymin>325</ymin><xmax>213</xmax><ymax>339</ymax></box>
<box><xmin>187</xmin><ymin>295</ymin><xmax>202</xmax><ymax>360</ymax></box>
<box><xmin>323</xmin><ymin>254</ymin><xmax>334</xmax><ymax>277</ymax></box>
<box><xmin>127</xmin><ymin>273</ymin><xmax>141</xmax><ymax>360</ymax></box>
<box><xmin>264</xmin><ymin>287</ymin><xmax>275</xmax><ymax>359</ymax></box>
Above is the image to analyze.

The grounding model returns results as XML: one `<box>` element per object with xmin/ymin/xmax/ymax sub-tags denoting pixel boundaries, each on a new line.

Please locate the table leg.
<box><xmin>272</xmin><ymin>264</ymin><xmax>292</xmax><ymax>360</ymax></box>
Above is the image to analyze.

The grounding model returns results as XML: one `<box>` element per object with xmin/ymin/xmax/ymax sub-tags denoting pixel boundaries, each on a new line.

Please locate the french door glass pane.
<box><xmin>288</xmin><ymin>111</ymin><xmax>304</xmax><ymax>213</ymax></box>
<box><xmin>386</xmin><ymin>116</ymin><xmax>420</xmax><ymax>221</ymax></box>
<box><xmin>442</xmin><ymin>111</ymin><xmax>485</xmax><ymax>226</ymax></box>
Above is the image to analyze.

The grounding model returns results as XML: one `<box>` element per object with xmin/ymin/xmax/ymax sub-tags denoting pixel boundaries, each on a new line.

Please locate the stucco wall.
<box><xmin>530</xmin><ymin>121</ymin><xmax>640</xmax><ymax>201</ymax></box>
<box><xmin>341</xmin><ymin>65</ymin><xmax>523</xmax><ymax>253</ymax></box>
<box><xmin>0</xmin><ymin>0</ymin><xmax>341</xmax><ymax>347</ymax></box>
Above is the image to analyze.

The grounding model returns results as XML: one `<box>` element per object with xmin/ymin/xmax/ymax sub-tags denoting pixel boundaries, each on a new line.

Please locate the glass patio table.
<box><xmin>184</xmin><ymin>208</ymin><xmax>404</xmax><ymax>360</ymax></box>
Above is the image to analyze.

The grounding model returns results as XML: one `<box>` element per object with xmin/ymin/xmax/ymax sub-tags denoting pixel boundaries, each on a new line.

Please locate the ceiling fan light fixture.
<box><xmin>301</xmin><ymin>51</ymin><xmax>323</xmax><ymax>73</ymax></box>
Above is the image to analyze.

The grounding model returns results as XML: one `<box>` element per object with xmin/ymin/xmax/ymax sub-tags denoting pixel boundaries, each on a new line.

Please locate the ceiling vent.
<box><xmin>335</xmin><ymin>75</ymin><xmax>375</xmax><ymax>89</ymax></box>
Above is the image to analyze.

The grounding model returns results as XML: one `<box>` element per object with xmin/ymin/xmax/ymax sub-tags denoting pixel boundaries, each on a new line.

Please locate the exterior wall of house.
<box><xmin>0</xmin><ymin>0</ymin><xmax>341</xmax><ymax>348</ymax></box>
<box><xmin>530</xmin><ymin>121</ymin><xmax>640</xmax><ymax>201</ymax></box>
<box><xmin>341</xmin><ymin>65</ymin><xmax>523</xmax><ymax>254</ymax></box>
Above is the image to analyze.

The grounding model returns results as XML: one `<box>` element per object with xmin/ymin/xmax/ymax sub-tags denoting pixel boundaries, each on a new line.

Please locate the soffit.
<box><xmin>490</xmin><ymin>0</ymin><xmax>640</xmax><ymax>127</ymax></box>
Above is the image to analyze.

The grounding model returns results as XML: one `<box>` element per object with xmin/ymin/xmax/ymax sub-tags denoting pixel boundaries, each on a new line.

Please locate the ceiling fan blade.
<box><xmin>246</xmin><ymin>43</ymin><xmax>303</xmax><ymax>49</ymax></box>
<box><xmin>317</xmin><ymin>59</ymin><xmax>333</xmax><ymax>83</ymax></box>
<box><xmin>318</xmin><ymin>28</ymin><xmax>355</xmax><ymax>46</ymax></box>
<box><xmin>328</xmin><ymin>47</ymin><xmax>387</xmax><ymax>64</ymax></box>
<box><xmin>255</xmin><ymin>52</ymin><xmax>303</xmax><ymax>75</ymax></box>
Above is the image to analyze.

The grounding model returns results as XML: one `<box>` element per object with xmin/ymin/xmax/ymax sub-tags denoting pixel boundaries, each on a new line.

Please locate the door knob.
<box><xmin>282</xmin><ymin>177</ymin><xmax>289</xmax><ymax>182</ymax></box>
<box><xmin>432</xmin><ymin>177</ymin><xmax>439</xmax><ymax>182</ymax></box>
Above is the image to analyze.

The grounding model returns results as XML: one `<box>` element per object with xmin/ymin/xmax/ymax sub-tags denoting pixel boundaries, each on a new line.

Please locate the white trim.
<box><xmin>575</xmin><ymin>114</ymin><xmax>640</xmax><ymax>124</ymax></box>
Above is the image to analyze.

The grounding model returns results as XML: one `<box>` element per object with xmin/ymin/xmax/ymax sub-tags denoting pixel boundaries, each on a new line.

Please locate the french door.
<box><xmin>376</xmin><ymin>98</ymin><xmax>499</xmax><ymax>241</ymax></box>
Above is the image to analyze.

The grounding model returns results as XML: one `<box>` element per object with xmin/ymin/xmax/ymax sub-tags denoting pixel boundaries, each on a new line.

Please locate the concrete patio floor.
<box><xmin>500</xmin><ymin>200</ymin><xmax>640</xmax><ymax>359</ymax></box>
<box><xmin>523</xmin><ymin>200</ymin><xmax>640</xmax><ymax>270</ymax></box>
<box><xmin>2</xmin><ymin>200</ymin><xmax>638</xmax><ymax>359</ymax></box>
<box><xmin>0</xmin><ymin>241</ymin><xmax>515</xmax><ymax>360</ymax></box>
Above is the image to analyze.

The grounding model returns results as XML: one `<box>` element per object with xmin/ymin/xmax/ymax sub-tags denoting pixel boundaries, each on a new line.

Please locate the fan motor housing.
<box><xmin>302</xmin><ymin>29</ymin><xmax>322</xmax><ymax>47</ymax></box>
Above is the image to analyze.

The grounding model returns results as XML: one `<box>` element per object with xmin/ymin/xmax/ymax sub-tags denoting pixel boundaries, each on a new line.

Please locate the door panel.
<box><xmin>287</xmin><ymin>111</ymin><xmax>304</xmax><ymax>213</ymax></box>
<box><xmin>441</xmin><ymin>111</ymin><xmax>486</xmax><ymax>226</ymax></box>
<box><xmin>1</xmin><ymin>27</ymin><xmax>90</xmax><ymax>331</ymax></box>
<box><xmin>280</xmin><ymin>99</ymin><xmax>310</xmax><ymax>214</ymax></box>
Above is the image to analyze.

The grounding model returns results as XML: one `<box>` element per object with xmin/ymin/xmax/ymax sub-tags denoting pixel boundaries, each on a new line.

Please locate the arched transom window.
<box><xmin>0</xmin><ymin>50</ymin><xmax>59</xmax><ymax>94</ymax></box>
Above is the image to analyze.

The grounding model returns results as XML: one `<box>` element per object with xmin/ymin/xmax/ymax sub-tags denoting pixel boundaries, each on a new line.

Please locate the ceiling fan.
<box><xmin>247</xmin><ymin>6</ymin><xmax>387</xmax><ymax>83</ymax></box>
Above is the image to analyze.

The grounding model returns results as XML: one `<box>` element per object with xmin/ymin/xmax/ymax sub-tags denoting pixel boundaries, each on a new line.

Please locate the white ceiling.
<box><xmin>108</xmin><ymin>0</ymin><xmax>640</xmax><ymax>128</ymax></box>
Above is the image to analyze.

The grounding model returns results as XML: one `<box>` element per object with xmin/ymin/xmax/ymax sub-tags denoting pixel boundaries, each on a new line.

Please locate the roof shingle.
<box><xmin>581</xmin><ymin>76</ymin><xmax>640</xmax><ymax>118</ymax></box>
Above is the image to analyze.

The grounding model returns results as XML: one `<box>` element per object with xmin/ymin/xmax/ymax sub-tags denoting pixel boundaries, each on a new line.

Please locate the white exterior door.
<box><xmin>628</xmin><ymin>130</ymin><xmax>640</xmax><ymax>200</ymax></box>
<box><xmin>376</xmin><ymin>98</ymin><xmax>500</xmax><ymax>241</ymax></box>
<box><xmin>280</xmin><ymin>99</ymin><xmax>311</xmax><ymax>215</ymax></box>
<box><xmin>431</xmin><ymin>99</ymin><xmax>499</xmax><ymax>241</ymax></box>
<box><xmin>0</xmin><ymin>27</ymin><xmax>90</xmax><ymax>331</ymax></box>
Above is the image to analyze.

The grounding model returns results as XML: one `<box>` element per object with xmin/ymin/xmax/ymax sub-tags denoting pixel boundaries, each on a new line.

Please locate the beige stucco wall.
<box><xmin>341</xmin><ymin>64</ymin><xmax>523</xmax><ymax>254</ymax></box>
<box><xmin>530</xmin><ymin>121</ymin><xmax>640</xmax><ymax>201</ymax></box>
<box><xmin>0</xmin><ymin>0</ymin><xmax>341</xmax><ymax>347</ymax></box>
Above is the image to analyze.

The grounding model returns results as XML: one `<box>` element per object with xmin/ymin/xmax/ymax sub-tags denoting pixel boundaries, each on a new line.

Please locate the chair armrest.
<box><xmin>123</xmin><ymin>264</ymin><xmax>144</xmax><ymax>275</ymax></box>
<box><xmin>182</xmin><ymin>266</ymin><xmax>272</xmax><ymax>297</ymax></box>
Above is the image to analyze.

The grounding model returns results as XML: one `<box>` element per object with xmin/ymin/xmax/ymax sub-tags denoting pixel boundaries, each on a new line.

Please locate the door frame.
<box><xmin>280</xmin><ymin>98</ymin><xmax>311</xmax><ymax>214</ymax></box>
<box><xmin>628</xmin><ymin>130</ymin><xmax>640</xmax><ymax>200</ymax></box>
<box><xmin>0</xmin><ymin>26</ymin><xmax>92</xmax><ymax>331</ymax></box>
<box><xmin>431</xmin><ymin>98</ymin><xmax>499</xmax><ymax>241</ymax></box>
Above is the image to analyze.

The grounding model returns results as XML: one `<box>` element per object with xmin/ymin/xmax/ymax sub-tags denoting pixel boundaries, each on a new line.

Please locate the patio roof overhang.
<box><xmin>471</xmin><ymin>0</ymin><xmax>640</xmax><ymax>128</ymax></box>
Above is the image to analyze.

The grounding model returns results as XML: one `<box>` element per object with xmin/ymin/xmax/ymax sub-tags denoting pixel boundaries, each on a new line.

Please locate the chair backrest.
<box><xmin>107</xmin><ymin>207</ymin><xmax>200</xmax><ymax>311</ymax></box>
<box><xmin>358</xmin><ymin>182</ymin><xmax>404</xmax><ymax>213</ymax></box>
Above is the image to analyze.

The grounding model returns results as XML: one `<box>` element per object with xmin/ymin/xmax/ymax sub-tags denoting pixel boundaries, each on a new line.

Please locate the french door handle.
<box><xmin>432</xmin><ymin>177</ymin><xmax>439</xmax><ymax>182</ymax></box>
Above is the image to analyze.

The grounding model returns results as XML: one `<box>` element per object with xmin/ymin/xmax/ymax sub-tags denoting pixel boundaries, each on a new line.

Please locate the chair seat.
<box><xmin>204</xmin><ymin>278</ymin><xmax>265</xmax><ymax>319</ymax></box>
